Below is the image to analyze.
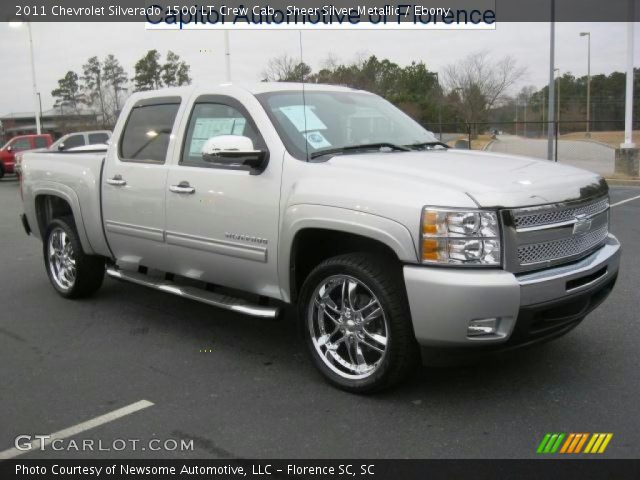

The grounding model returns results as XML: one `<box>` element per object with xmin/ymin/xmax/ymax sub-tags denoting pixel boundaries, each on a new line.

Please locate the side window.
<box><xmin>34</xmin><ymin>137</ymin><xmax>49</xmax><ymax>148</ymax></box>
<box><xmin>88</xmin><ymin>133</ymin><xmax>109</xmax><ymax>144</ymax></box>
<box><xmin>120</xmin><ymin>103</ymin><xmax>179</xmax><ymax>163</ymax></box>
<box><xmin>12</xmin><ymin>139</ymin><xmax>31</xmax><ymax>151</ymax></box>
<box><xmin>181</xmin><ymin>103</ymin><xmax>262</xmax><ymax>167</ymax></box>
<box><xmin>63</xmin><ymin>134</ymin><xmax>85</xmax><ymax>149</ymax></box>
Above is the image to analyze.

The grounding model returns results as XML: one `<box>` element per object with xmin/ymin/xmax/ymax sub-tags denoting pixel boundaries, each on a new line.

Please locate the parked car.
<box><xmin>15</xmin><ymin>130</ymin><xmax>112</xmax><ymax>175</ymax></box>
<box><xmin>20</xmin><ymin>84</ymin><xmax>620</xmax><ymax>392</ymax></box>
<box><xmin>0</xmin><ymin>134</ymin><xmax>52</xmax><ymax>178</ymax></box>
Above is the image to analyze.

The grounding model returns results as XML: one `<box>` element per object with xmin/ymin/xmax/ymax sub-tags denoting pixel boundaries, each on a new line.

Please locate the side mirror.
<box><xmin>201</xmin><ymin>135</ymin><xmax>268</xmax><ymax>173</ymax></box>
<box><xmin>57</xmin><ymin>143</ymin><xmax>65</xmax><ymax>151</ymax></box>
<box><xmin>6</xmin><ymin>146</ymin><xmax>12</xmax><ymax>152</ymax></box>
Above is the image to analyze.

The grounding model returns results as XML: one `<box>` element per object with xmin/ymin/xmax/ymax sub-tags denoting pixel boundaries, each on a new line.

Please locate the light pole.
<box><xmin>554</xmin><ymin>68</ymin><xmax>561</xmax><ymax>136</ymax></box>
<box><xmin>9</xmin><ymin>22</ymin><xmax>41</xmax><ymax>135</ymax></box>
<box><xmin>580</xmin><ymin>32</ymin><xmax>591</xmax><ymax>137</ymax></box>
<box><xmin>427</xmin><ymin>72</ymin><xmax>442</xmax><ymax>140</ymax></box>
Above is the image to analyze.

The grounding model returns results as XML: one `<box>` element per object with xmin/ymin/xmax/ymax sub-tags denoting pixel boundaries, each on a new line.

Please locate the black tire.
<box><xmin>0</xmin><ymin>166</ymin><xmax>4</xmax><ymax>179</ymax></box>
<box><xmin>298</xmin><ymin>253</ymin><xmax>418</xmax><ymax>393</ymax></box>
<box><xmin>43</xmin><ymin>216</ymin><xmax>105</xmax><ymax>298</ymax></box>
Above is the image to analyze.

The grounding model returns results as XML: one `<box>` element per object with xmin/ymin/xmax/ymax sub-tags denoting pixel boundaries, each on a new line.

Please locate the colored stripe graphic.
<box><xmin>539</xmin><ymin>433</ymin><xmax>613</xmax><ymax>454</ymax></box>
<box><xmin>537</xmin><ymin>433</ymin><xmax>565</xmax><ymax>454</ymax></box>
<box><xmin>585</xmin><ymin>434</ymin><xmax>614</xmax><ymax>454</ymax></box>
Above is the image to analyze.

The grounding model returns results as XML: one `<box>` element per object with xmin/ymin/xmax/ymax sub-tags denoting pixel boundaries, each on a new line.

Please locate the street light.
<box><xmin>554</xmin><ymin>68</ymin><xmax>561</xmax><ymax>136</ymax></box>
<box><xmin>426</xmin><ymin>72</ymin><xmax>443</xmax><ymax>140</ymax></box>
<box><xmin>580</xmin><ymin>32</ymin><xmax>591</xmax><ymax>137</ymax></box>
<box><xmin>9</xmin><ymin>21</ymin><xmax>41</xmax><ymax>134</ymax></box>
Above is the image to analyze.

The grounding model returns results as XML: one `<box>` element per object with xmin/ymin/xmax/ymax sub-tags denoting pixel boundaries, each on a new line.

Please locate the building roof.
<box><xmin>0</xmin><ymin>108</ymin><xmax>96</xmax><ymax>120</ymax></box>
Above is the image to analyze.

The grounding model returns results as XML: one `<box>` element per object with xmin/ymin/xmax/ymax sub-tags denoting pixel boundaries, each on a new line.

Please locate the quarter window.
<box><xmin>120</xmin><ymin>103</ymin><xmax>179</xmax><ymax>163</ymax></box>
<box><xmin>181</xmin><ymin>103</ymin><xmax>261</xmax><ymax>167</ymax></box>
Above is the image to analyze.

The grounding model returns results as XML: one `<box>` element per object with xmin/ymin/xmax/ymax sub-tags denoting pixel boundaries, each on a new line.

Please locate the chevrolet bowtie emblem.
<box><xmin>573</xmin><ymin>214</ymin><xmax>592</xmax><ymax>235</ymax></box>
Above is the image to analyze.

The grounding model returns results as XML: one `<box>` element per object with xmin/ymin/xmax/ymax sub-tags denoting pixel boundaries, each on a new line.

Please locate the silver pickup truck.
<box><xmin>20</xmin><ymin>83</ymin><xmax>621</xmax><ymax>392</ymax></box>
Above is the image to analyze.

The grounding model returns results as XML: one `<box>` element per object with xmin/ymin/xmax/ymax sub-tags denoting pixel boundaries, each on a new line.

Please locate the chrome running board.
<box><xmin>106</xmin><ymin>267</ymin><xmax>279</xmax><ymax>319</ymax></box>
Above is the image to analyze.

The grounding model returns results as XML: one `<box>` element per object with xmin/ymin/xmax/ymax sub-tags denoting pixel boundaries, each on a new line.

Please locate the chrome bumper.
<box><xmin>404</xmin><ymin>234</ymin><xmax>621</xmax><ymax>347</ymax></box>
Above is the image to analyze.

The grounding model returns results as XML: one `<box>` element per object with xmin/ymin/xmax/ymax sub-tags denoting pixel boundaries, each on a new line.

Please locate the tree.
<box><xmin>134</xmin><ymin>50</ymin><xmax>163</xmax><ymax>91</ymax></box>
<box><xmin>261</xmin><ymin>54</ymin><xmax>310</xmax><ymax>82</ymax></box>
<box><xmin>103</xmin><ymin>54</ymin><xmax>128</xmax><ymax>117</ymax></box>
<box><xmin>162</xmin><ymin>51</ymin><xmax>192</xmax><ymax>87</ymax></box>
<box><xmin>82</xmin><ymin>56</ymin><xmax>106</xmax><ymax>126</ymax></box>
<box><xmin>51</xmin><ymin>71</ymin><xmax>84</xmax><ymax>112</ymax></box>
<box><xmin>443</xmin><ymin>50</ymin><xmax>526</xmax><ymax>123</ymax></box>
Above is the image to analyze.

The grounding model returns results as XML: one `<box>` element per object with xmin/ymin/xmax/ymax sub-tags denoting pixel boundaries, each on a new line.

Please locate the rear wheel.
<box><xmin>44</xmin><ymin>216</ymin><xmax>105</xmax><ymax>298</ymax></box>
<box><xmin>299</xmin><ymin>253</ymin><xmax>417</xmax><ymax>393</ymax></box>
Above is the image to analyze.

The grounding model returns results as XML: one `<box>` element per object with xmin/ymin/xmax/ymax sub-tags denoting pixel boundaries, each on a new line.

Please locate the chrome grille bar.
<box><xmin>513</xmin><ymin>197</ymin><xmax>609</xmax><ymax>231</ymax></box>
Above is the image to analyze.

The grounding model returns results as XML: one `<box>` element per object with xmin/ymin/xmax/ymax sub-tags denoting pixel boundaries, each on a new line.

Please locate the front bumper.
<box><xmin>404</xmin><ymin>234</ymin><xmax>621</xmax><ymax>347</ymax></box>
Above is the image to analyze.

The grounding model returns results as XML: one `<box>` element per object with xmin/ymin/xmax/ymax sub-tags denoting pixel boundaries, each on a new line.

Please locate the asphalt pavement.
<box><xmin>0</xmin><ymin>177</ymin><xmax>638</xmax><ymax>459</ymax></box>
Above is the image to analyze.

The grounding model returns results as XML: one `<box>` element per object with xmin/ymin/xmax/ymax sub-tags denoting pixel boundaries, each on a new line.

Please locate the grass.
<box><xmin>559</xmin><ymin>130</ymin><xmax>640</xmax><ymax>148</ymax></box>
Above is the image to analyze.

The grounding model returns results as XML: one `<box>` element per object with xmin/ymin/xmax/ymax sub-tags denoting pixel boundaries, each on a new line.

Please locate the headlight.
<box><xmin>421</xmin><ymin>208</ymin><xmax>501</xmax><ymax>265</ymax></box>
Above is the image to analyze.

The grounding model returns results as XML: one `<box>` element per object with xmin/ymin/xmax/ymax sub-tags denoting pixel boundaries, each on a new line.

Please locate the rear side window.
<box><xmin>88</xmin><ymin>133</ymin><xmax>109</xmax><ymax>144</ymax></box>
<box><xmin>34</xmin><ymin>137</ymin><xmax>49</xmax><ymax>148</ymax></box>
<box><xmin>120</xmin><ymin>103</ymin><xmax>179</xmax><ymax>163</ymax></box>
<box><xmin>63</xmin><ymin>134</ymin><xmax>85</xmax><ymax>149</ymax></box>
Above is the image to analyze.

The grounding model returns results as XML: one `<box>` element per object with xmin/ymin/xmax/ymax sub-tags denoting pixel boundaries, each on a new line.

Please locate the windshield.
<box><xmin>256</xmin><ymin>90</ymin><xmax>438</xmax><ymax>160</ymax></box>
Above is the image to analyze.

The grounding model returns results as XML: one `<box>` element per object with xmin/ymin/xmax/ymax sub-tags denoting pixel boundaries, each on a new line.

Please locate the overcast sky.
<box><xmin>0</xmin><ymin>22</ymin><xmax>638</xmax><ymax>115</ymax></box>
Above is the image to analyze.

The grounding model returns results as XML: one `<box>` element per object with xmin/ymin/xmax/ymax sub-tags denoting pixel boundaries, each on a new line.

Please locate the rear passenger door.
<box><xmin>102</xmin><ymin>96</ymin><xmax>182</xmax><ymax>272</ymax></box>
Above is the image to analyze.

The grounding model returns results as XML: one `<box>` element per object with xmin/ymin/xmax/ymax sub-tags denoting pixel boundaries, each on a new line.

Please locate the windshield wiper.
<box><xmin>405</xmin><ymin>141</ymin><xmax>449</xmax><ymax>150</ymax></box>
<box><xmin>309</xmin><ymin>142</ymin><xmax>411</xmax><ymax>160</ymax></box>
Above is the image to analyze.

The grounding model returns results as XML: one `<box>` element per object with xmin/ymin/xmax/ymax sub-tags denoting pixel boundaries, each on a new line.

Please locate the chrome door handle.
<box><xmin>106</xmin><ymin>175</ymin><xmax>126</xmax><ymax>186</ymax></box>
<box><xmin>169</xmin><ymin>182</ymin><xmax>195</xmax><ymax>194</ymax></box>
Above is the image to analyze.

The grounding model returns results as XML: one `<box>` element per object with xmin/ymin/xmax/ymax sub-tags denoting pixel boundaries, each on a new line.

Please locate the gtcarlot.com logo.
<box><xmin>536</xmin><ymin>433</ymin><xmax>613</xmax><ymax>454</ymax></box>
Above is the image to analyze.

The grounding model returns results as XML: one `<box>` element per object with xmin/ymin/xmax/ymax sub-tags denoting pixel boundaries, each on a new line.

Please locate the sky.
<box><xmin>0</xmin><ymin>22</ymin><xmax>638</xmax><ymax>115</ymax></box>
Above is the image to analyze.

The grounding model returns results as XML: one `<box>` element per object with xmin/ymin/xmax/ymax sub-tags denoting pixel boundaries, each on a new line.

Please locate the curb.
<box><xmin>605</xmin><ymin>178</ymin><xmax>640</xmax><ymax>187</ymax></box>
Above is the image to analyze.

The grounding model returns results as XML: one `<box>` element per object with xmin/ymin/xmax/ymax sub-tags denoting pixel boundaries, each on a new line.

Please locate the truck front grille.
<box><xmin>517</xmin><ymin>224</ymin><xmax>609</xmax><ymax>265</ymax></box>
<box><xmin>513</xmin><ymin>197</ymin><xmax>609</xmax><ymax>230</ymax></box>
<box><xmin>504</xmin><ymin>196</ymin><xmax>610</xmax><ymax>273</ymax></box>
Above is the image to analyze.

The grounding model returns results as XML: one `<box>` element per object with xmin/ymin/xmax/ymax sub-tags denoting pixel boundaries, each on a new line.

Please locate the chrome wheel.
<box><xmin>47</xmin><ymin>227</ymin><xmax>76</xmax><ymax>291</ymax></box>
<box><xmin>308</xmin><ymin>275</ymin><xmax>389</xmax><ymax>380</ymax></box>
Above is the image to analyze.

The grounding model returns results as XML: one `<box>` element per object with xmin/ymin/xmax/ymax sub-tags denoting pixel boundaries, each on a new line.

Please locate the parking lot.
<box><xmin>0</xmin><ymin>176</ymin><xmax>638</xmax><ymax>459</ymax></box>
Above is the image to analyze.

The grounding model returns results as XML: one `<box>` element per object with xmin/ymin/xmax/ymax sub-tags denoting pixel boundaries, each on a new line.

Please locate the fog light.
<box><xmin>468</xmin><ymin>318</ymin><xmax>499</xmax><ymax>337</ymax></box>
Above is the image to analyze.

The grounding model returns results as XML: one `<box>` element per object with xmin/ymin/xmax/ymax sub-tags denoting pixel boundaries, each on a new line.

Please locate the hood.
<box><xmin>324</xmin><ymin>148</ymin><xmax>607</xmax><ymax>208</ymax></box>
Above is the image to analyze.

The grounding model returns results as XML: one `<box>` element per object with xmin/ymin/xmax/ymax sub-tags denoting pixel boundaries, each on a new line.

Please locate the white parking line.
<box><xmin>611</xmin><ymin>194</ymin><xmax>640</xmax><ymax>208</ymax></box>
<box><xmin>0</xmin><ymin>399</ymin><xmax>154</xmax><ymax>460</ymax></box>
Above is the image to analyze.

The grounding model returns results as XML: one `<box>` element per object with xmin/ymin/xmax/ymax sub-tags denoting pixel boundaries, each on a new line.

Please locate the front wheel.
<box><xmin>44</xmin><ymin>216</ymin><xmax>105</xmax><ymax>298</ymax></box>
<box><xmin>299</xmin><ymin>253</ymin><xmax>417</xmax><ymax>393</ymax></box>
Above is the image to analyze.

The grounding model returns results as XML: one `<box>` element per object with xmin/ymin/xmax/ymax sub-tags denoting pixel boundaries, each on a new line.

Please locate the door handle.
<box><xmin>106</xmin><ymin>175</ymin><xmax>126</xmax><ymax>186</ymax></box>
<box><xmin>169</xmin><ymin>182</ymin><xmax>195</xmax><ymax>194</ymax></box>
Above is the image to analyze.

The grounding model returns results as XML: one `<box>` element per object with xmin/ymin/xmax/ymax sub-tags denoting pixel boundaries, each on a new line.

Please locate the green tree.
<box><xmin>51</xmin><ymin>71</ymin><xmax>83</xmax><ymax>112</ymax></box>
<box><xmin>162</xmin><ymin>51</ymin><xmax>192</xmax><ymax>87</ymax></box>
<box><xmin>82</xmin><ymin>56</ymin><xmax>106</xmax><ymax>126</ymax></box>
<box><xmin>103</xmin><ymin>54</ymin><xmax>128</xmax><ymax>116</ymax></box>
<box><xmin>134</xmin><ymin>50</ymin><xmax>163</xmax><ymax>91</ymax></box>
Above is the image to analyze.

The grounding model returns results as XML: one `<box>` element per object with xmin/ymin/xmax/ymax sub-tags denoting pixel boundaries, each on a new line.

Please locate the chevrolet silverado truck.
<box><xmin>20</xmin><ymin>84</ymin><xmax>621</xmax><ymax>392</ymax></box>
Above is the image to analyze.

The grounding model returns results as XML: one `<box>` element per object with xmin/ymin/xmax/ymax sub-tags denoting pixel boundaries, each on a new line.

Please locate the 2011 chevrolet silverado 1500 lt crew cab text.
<box><xmin>20</xmin><ymin>83</ymin><xmax>621</xmax><ymax>392</ymax></box>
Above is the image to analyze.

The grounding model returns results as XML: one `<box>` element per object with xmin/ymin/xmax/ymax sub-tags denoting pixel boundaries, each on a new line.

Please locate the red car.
<box><xmin>0</xmin><ymin>134</ymin><xmax>53</xmax><ymax>178</ymax></box>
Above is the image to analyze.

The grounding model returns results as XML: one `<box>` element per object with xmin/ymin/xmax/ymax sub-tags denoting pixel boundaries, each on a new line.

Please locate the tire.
<box><xmin>298</xmin><ymin>253</ymin><xmax>418</xmax><ymax>393</ymax></box>
<box><xmin>43</xmin><ymin>216</ymin><xmax>105</xmax><ymax>298</ymax></box>
<box><xmin>0</xmin><ymin>166</ymin><xmax>4</xmax><ymax>179</ymax></box>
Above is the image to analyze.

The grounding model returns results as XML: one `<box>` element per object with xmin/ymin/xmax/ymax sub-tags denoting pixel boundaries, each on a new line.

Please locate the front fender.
<box><xmin>278</xmin><ymin>204</ymin><xmax>419</xmax><ymax>302</ymax></box>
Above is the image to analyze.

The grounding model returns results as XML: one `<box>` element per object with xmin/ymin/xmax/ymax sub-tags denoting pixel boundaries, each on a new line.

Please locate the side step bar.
<box><xmin>106</xmin><ymin>268</ymin><xmax>279</xmax><ymax>319</ymax></box>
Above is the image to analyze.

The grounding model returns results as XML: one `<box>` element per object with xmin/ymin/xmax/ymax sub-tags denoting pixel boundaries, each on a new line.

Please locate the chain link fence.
<box><xmin>424</xmin><ymin>120</ymin><xmax>639</xmax><ymax>177</ymax></box>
